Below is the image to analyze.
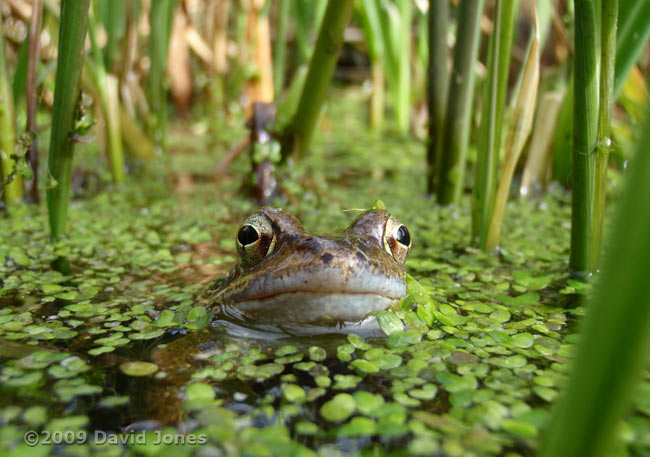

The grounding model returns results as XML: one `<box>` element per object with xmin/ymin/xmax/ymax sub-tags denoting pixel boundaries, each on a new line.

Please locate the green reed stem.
<box><xmin>591</xmin><ymin>0</ymin><xmax>618</xmax><ymax>272</ymax></box>
<box><xmin>472</xmin><ymin>0</ymin><xmax>517</xmax><ymax>247</ymax></box>
<box><xmin>282</xmin><ymin>0</ymin><xmax>354</xmax><ymax>158</ymax></box>
<box><xmin>569</xmin><ymin>0</ymin><xmax>599</xmax><ymax>278</ymax></box>
<box><xmin>147</xmin><ymin>0</ymin><xmax>177</xmax><ymax>154</ymax></box>
<box><xmin>376</xmin><ymin>0</ymin><xmax>412</xmax><ymax>135</ymax></box>
<box><xmin>25</xmin><ymin>0</ymin><xmax>43</xmax><ymax>203</ymax></box>
<box><xmin>294</xmin><ymin>0</ymin><xmax>328</xmax><ymax>65</ymax></box>
<box><xmin>393</xmin><ymin>0</ymin><xmax>413</xmax><ymax>134</ymax></box>
<box><xmin>0</xmin><ymin>16</ymin><xmax>22</xmax><ymax>205</ymax></box>
<box><xmin>540</xmin><ymin>105</ymin><xmax>650</xmax><ymax>457</ymax></box>
<box><xmin>369</xmin><ymin>60</ymin><xmax>385</xmax><ymax>131</ymax></box>
<box><xmin>426</xmin><ymin>0</ymin><xmax>449</xmax><ymax>195</ymax></box>
<box><xmin>436</xmin><ymin>0</ymin><xmax>484</xmax><ymax>205</ymax></box>
<box><xmin>552</xmin><ymin>72</ymin><xmax>574</xmax><ymax>187</ymax></box>
<box><xmin>273</xmin><ymin>0</ymin><xmax>290</xmax><ymax>96</ymax></box>
<box><xmin>88</xmin><ymin>6</ymin><xmax>125</xmax><ymax>184</ymax></box>
<box><xmin>614</xmin><ymin>0</ymin><xmax>650</xmax><ymax>98</ymax></box>
<box><xmin>46</xmin><ymin>0</ymin><xmax>90</xmax><ymax>238</ymax></box>
<box><xmin>100</xmin><ymin>0</ymin><xmax>124</xmax><ymax>72</ymax></box>
<box><xmin>11</xmin><ymin>36</ymin><xmax>28</xmax><ymax>110</ymax></box>
<box><xmin>356</xmin><ymin>0</ymin><xmax>385</xmax><ymax>131</ymax></box>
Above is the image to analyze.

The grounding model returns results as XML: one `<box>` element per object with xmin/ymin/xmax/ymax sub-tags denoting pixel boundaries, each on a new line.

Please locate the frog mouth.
<box><xmin>226</xmin><ymin>267</ymin><xmax>407</xmax><ymax>308</ymax></box>
<box><xmin>224</xmin><ymin>290</ymin><xmax>401</xmax><ymax>324</ymax></box>
<box><xmin>234</xmin><ymin>289</ymin><xmax>402</xmax><ymax>303</ymax></box>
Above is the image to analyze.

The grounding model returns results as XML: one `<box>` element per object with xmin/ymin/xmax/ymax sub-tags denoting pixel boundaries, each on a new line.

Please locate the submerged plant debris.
<box><xmin>1</xmin><ymin>95</ymin><xmax>649</xmax><ymax>457</ymax></box>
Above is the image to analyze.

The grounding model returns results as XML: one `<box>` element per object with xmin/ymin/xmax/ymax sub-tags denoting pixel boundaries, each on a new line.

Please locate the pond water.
<box><xmin>1</xmin><ymin>95</ymin><xmax>648</xmax><ymax>457</ymax></box>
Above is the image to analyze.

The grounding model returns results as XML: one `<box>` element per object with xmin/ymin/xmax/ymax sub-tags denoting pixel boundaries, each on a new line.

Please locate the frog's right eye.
<box><xmin>236</xmin><ymin>214</ymin><xmax>276</xmax><ymax>266</ymax></box>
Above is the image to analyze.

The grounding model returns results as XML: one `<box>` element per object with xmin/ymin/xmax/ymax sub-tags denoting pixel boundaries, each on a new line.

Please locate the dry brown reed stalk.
<box><xmin>244</xmin><ymin>0</ymin><xmax>274</xmax><ymax>113</ymax></box>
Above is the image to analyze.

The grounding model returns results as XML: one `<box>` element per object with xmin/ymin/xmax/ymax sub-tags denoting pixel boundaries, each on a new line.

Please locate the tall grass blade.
<box><xmin>88</xmin><ymin>6</ymin><xmax>125</xmax><ymax>184</ymax></box>
<box><xmin>614</xmin><ymin>0</ymin><xmax>650</xmax><ymax>98</ymax></box>
<box><xmin>569</xmin><ymin>0</ymin><xmax>600</xmax><ymax>277</ymax></box>
<box><xmin>378</xmin><ymin>0</ymin><xmax>412</xmax><ymax>134</ymax></box>
<box><xmin>356</xmin><ymin>0</ymin><xmax>384</xmax><ymax>77</ymax></box>
<box><xmin>11</xmin><ymin>36</ymin><xmax>28</xmax><ymax>110</ymax></box>
<box><xmin>293</xmin><ymin>0</ymin><xmax>312</xmax><ymax>65</ymax></box>
<box><xmin>46</xmin><ymin>0</ymin><xmax>91</xmax><ymax>238</ymax></box>
<box><xmin>228</xmin><ymin>0</ymin><xmax>248</xmax><ymax>100</ymax></box>
<box><xmin>105</xmin><ymin>74</ymin><xmax>125</xmax><ymax>183</ymax></box>
<box><xmin>436</xmin><ymin>0</ymin><xmax>484</xmax><ymax>205</ymax></box>
<box><xmin>356</xmin><ymin>0</ymin><xmax>385</xmax><ymax>131</ymax></box>
<box><xmin>211</xmin><ymin>0</ymin><xmax>230</xmax><ymax>108</ymax></box>
<box><xmin>485</xmin><ymin>24</ymin><xmax>540</xmax><ymax>250</ymax></box>
<box><xmin>426</xmin><ymin>0</ymin><xmax>449</xmax><ymax>194</ymax></box>
<box><xmin>368</xmin><ymin>60</ymin><xmax>385</xmax><ymax>131</ymax></box>
<box><xmin>99</xmin><ymin>0</ymin><xmax>125</xmax><ymax>72</ymax></box>
<box><xmin>520</xmin><ymin>90</ymin><xmax>564</xmax><ymax>195</ymax></box>
<box><xmin>294</xmin><ymin>0</ymin><xmax>328</xmax><ymax>65</ymax></box>
<box><xmin>536</xmin><ymin>0</ymin><xmax>553</xmax><ymax>47</ymax></box>
<box><xmin>413</xmin><ymin>10</ymin><xmax>428</xmax><ymax>110</ymax></box>
<box><xmin>592</xmin><ymin>0</ymin><xmax>618</xmax><ymax>271</ymax></box>
<box><xmin>540</xmin><ymin>106</ymin><xmax>650</xmax><ymax>457</ymax></box>
<box><xmin>119</xmin><ymin>105</ymin><xmax>155</xmax><ymax>162</ymax></box>
<box><xmin>0</xmin><ymin>15</ymin><xmax>23</xmax><ymax>205</ymax></box>
<box><xmin>313</xmin><ymin>0</ymin><xmax>328</xmax><ymax>30</ymax></box>
<box><xmin>552</xmin><ymin>74</ymin><xmax>573</xmax><ymax>186</ymax></box>
<box><xmin>281</xmin><ymin>0</ymin><xmax>354</xmax><ymax>158</ymax></box>
<box><xmin>273</xmin><ymin>0</ymin><xmax>290</xmax><ymax>96</ymax></box>
<box><xmin>472</xmin><ymin>0</ymin><xmax>517</xmax><ymax>247</ymax></box>
<box><xmin>147</xmin><ymin>0</ymin><xmax>178</xmax><ymax>154</ymax></box>
<box><xmin>395</xmin><ymin>0</ymin><xmax>412</xmax><ymax>134</ymax></box>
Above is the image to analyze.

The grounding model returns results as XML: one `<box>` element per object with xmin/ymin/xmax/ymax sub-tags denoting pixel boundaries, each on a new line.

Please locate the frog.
<box><xmin>207</xmin><ymin>207</ymin><xmax>412</xmax><ymax>325</ymax></box>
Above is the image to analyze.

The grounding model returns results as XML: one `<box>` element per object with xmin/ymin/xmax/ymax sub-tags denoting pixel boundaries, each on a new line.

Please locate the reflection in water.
<box><xmin>118</xmin><ymin>307</ymin><xmax>383</xmax><ymax>428</ymax></box>
<box><xmin>123</xmin><ymin>309</ymin><xmax>387</xmax><ymax>428</ymax></box>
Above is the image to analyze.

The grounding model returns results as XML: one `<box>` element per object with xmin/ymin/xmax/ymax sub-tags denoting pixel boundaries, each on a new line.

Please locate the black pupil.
<box><xmin>238</xmin><ymin>225</ymin><xmax>259</xmax><ymax>245</ymax></box>
<box><xmin>396</xmin><ymin>225</ymin><xmax>410</xmax><ymax>246</ymax></box>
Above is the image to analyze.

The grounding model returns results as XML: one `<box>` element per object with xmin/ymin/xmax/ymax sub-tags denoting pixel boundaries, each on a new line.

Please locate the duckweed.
<box><xmin>0</xmin><ymin>96</ymin><xmax>646</xmax><ymax>457</ymax></box>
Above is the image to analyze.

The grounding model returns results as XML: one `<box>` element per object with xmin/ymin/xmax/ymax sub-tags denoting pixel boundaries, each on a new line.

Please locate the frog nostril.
<box><xmin>320</xmin><ymin>253</ymin><xmax>334</xmax><ymax>264</ymax></box>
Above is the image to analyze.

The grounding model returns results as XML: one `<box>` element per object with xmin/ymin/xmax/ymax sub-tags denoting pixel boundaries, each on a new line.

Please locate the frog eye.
<box><xmin>237</xmin><ymin>225</ymin><xmax>259</xmax><ymax>245</ymax></box>
<box><xmin>383</xmin><ymin>216</ymin><xmax>411</xmax><ymax>264</ymax></box>
<box><xmin>236</xmin><ymin>214</ymin><xmax>276</xmax><ymax>266</ymax></box>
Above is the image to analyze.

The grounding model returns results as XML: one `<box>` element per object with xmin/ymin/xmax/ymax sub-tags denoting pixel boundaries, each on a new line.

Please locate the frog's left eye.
<box><xmin>236</xmin><ymin>214</ymin><xmax>276</xmax><ymax>266</ymax></box>
<box><xmin>383</xmin><ymin>216</ymin><xmax>411</xmax><ymax>264</ymax></box>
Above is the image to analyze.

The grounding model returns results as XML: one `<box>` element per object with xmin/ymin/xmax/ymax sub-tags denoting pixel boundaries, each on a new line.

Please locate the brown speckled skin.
<box><xmin>208</xmin><ymin>208</ymin><xmax>408</xmax><ymax>322</ymax></box>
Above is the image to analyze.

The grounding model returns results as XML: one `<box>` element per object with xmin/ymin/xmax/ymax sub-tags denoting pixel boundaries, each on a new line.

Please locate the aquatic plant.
<box><xmin>614</xmin><ymin>0</ymin><xmax>650</xmax><ymax>98</ymax></box>
<box><xmin>592</xmin><ymin>0</ymin><xmax>618</xmax><ymax>271</ymax></box>
<box><xmin>281</xmin><ymin>0</ymin><xmax>355</xmax><ymax>158</ymax></box>
<box><xmin>146</xmin><ymin>0</ymin><xmax>177</xmax><ymax>154</ymax></box>
<box><xmin>471</xmin><ymin>0</ymin><xmax>517</xmax><ymax>248</ymax></box>
<box><xmin>485</xmin><ymin>19</ymin><xmax>540</xmax><ymax>251</ymax></box>
<box><xmin>355</xmin><ymin>0</ymin><xmax>387</xmax><ymax>131</ymax></box>
<box><xmin>0</xmin><ymin>16</ymin><xmax>23</xmax><ymax>205</ymax></box>
<box><xmin>87</xmin><ymin>4</ymin><xmax>125</xmax><ymax>184</ymax></box>
<box><xmin>541</xmin><ymin>104</ymin><xmax>650</xmax><ymax>457</ymax></box>
<box><xmin>46</xmin><ymin>0</ymin><xmax>91</xmax><ymax>238</ymax></box>
<box><xmin>272</xmin><ymin>0</ymin><xmax>290</xmax><ymax>96</ymax></box>
<box><xmin>25</xmin><ymin>0</ymin><xmax>43</xmax><ymax>204</ymax></box>
<box><xmin>570</xmin><ymin>0</ymin><xmax>618</xmax><ymax>277</ymax></box>
<box><xmin>378</xmin><ymin>0</ymin><xmax>413</xmax><ymax>135</ymax></box>
<box><xmin>0</xmin><ymin>2</ymin><xmax>648</xmax><ymax>455</ymax></box>
<box><xmin>426</xmin><ymin>0</ymin><xmax>449</xmax><ymax>194</ymax></box>
<box><xmin>435</xmin><ymin>0</ymin><xmax>484</xmax><ymax>205</ymax></box>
